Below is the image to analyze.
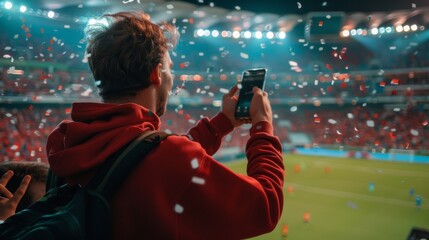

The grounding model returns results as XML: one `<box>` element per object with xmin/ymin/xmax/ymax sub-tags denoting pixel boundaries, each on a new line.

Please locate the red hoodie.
<box><xmin>47</xmin><ymin>102</ymin><xmax>284</xmax><ymax>240</ymax></box>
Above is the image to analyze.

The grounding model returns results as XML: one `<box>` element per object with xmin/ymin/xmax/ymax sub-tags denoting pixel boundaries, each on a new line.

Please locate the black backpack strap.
<box><xmin>44</xmin><ymin>137</ymin><xmax>134</xmax><ymax>192</ymax></box>
<box><xmin>46</xmin><ymin>168</ymin><xmax>66</xmax><ymax>192</ymax></box>
<box><xmin>86</xmin><ymin>130</ymin><xmax>171</xmax><ymax>199</ymax></box>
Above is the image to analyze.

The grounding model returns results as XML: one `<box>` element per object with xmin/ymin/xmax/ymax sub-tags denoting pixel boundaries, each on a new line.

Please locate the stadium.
<box><xmin>1</xmin><ymin>0</ymin><xmax>429</xmax><ymax>239</ymax></box>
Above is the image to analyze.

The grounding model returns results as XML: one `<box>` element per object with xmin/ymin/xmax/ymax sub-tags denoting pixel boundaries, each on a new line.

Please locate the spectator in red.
<box><xmin>46</xmin><ymin>11</ymin><xmax>284</xmax><ymax>239</ymax></box>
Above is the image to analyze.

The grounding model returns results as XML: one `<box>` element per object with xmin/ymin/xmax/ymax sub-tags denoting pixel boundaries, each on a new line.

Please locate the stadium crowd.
<box><xmin>2</xmin><ymin>8</ymin><xmax>429</xmax><ymax>162</ymax></box>
<box><xmin>1</xmin><ymin>103</ymin><xmax>428</xmax><ymax>162</ymax></box>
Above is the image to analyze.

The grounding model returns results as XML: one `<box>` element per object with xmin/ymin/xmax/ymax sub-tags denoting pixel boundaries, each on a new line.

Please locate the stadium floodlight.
<box><xmin>403</xmin><ymin>25</ymin><xmax>410</xmax><ymax>32</ymax></box>
<box><xmin>232</xmin><ymin>31</ymin><xmax>240</xmax><ymax>39</ymax></box>
<box><xmin>411</xmin><ymin>24</ymin><xmax>418</xmax><ymax>31</ymax></box>
<box><xmin>395</xmin><ymin>25</ymin><xmax>403</xmax><ymax>32</ymax></box>
<box><xmin>350</xmin><ymin>29</ymin><xmax>357</xmax><ymax>36</ymax></box>
<box><xmin>211</xmin><ymin>30</ymin><xmax>219</xmax><ymax>37</ymax></box>
<box><xmin>277</xmin><ymin>32</ymin><xmax>286</xmax><ymax>39</ymax></box>
<box><xmin>254</xmin><ymin>31</ymin><xmax>262</xmax><ymax>39</ymax></box>
<box><xmin>386</xmin><ymin>27</ymin><xmax>392</xmax><ymax>33</ymax></box>
<box><xmin>371</xmin><ymin>28</ymin><xmax>378</xmax><ymax>35</ymax></box>
<box><xmin>4</xmin><ymin>1</ymin><xmax>13</xmax><ymax>9</ymax></box>
<box><xmin>341</xmin><ymin>30</ymin><xmax>350</xmax><ymax>37</ymax></box>
<box><xmin>221</xmin><ymin>31</ymin><xmax>231</xmax><ymax>38</ymax></box>
<box><xmin>47</xmin><ymin>11</ymin><xmax>55</xmax><ymax>18</ymax></box>
<box><xmin>196</xmin><ymin>29</ymin><xmax>205</xmax><ymax>37</ymax></box>
<box><xmin>243</xmin><ymin>31</ymin><xmax>252</xmax><ymax>39</ymax></box>
<box><xmin>19</xmin><ymin>5</ymin><xmax>27</xmax><ymax>12</ymax></box>
<box><xmin>202</xmin><ymin>29</ymin><xmax>210</xmax><ymax>37</ymax></box>
<box><xmin>379</xmin><ymin>27</ymin><xmax>385</xmax><ymax>34</ymax></box>
<box><xmin>266</xmin><ymin>31</ymin><xmax>274</xmax><ymax>39</ymax></box>
<box><xmin>356</xmin><ymin>28</ymin><xmax>363</xmax><ymax>35</ymax></box>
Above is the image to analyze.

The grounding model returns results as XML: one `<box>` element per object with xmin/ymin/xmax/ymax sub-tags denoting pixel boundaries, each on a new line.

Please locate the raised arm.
<box><xmin>178</xmin><ymin>86</ymin><xmax>285</xmax><ymax>239</ymax></box>
<box><xmin>186</xmin><ymin>85</ymin><xmax>243</xmax><ymax>155</ymax></box>
<box><xmin>0</xmin><ymin>171</ymin><xmax>31</xmax><ymax>222</ymax></box>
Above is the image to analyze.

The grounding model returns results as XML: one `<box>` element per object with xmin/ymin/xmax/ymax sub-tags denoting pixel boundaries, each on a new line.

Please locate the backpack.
<box><xmin>0</xmin><ymin>130</ymin><xmax>169</xmax><ymax>240</ymax></box>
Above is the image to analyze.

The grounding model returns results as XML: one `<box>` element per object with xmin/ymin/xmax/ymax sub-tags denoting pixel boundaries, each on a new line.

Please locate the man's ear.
<box><xmin>150</xmin><ymin>63</ymin><xmax>162</xmax><ymax>86</ymax></box>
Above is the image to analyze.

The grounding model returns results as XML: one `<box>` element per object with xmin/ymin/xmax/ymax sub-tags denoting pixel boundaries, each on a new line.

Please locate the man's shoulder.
<box><xmin>131</xmin><ymin>134</ymin><xmax>206</xmax><ymax>180</ymax></box>
<box><xmin>158</xmin><ymin>134</ymin><xmax>204</xmax><ymax>154</ymax></box>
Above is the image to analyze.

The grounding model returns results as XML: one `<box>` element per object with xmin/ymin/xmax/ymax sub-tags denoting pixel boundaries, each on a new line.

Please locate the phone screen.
<box><xmin>235</xmin><ymin>68</ymin><xmax>267</xmax><ymax>120</ymax></box>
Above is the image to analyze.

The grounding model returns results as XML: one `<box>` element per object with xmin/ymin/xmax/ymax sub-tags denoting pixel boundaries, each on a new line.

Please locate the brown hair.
<box><xmin>85</xmin><ymin>11</ymin><xmax>178</xmax><ymax>100</ymax></box>
<box><xmin>0</xmin><ymin>161</ymin><xmax>49</xmax><ymax>211</ymax></box>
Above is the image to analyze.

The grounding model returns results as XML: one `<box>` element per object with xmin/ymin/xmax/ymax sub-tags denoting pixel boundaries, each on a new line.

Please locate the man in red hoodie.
<box><xmin>46</xmin><ymin>11</ymin><xmax>284</xmax><ymax>239</ymax></box>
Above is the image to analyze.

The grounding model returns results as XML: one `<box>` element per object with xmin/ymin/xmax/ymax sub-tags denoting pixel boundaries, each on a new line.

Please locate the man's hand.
<box><xmin>221</xmin><ymin>85</ymin><xmax>244</xmax><ymax>128</ymax></box>
<box><xmin>0</xmin><ymin>170</ymin><xmax>31</xmax><ymax>221</ymax></box>
<box><xmin>249</xmin><ymin>87</ymin><xmax>272</xmax><ymax>125</ymax></box>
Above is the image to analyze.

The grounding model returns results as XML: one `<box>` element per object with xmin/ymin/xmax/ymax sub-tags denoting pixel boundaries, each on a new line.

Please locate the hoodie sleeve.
<box><xmin>177</xmin><ymin>120</ymin><xmax>284</xmax><ymax>239</ymax></box>
<box><xmin>186</xmin><ymin>112</ymin><xmax>234</xmax><ymax>156</ymax></box>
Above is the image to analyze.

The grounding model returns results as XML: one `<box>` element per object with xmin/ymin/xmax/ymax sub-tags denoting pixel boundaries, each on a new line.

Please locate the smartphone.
<box><xmin>234</xmin><ymin>68</ymin><xmax>267</xmax><ymax>120</ymax></box>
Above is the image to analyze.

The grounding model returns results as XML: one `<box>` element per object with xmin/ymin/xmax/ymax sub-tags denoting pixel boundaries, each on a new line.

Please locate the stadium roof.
<box><xmin>12</xmin><ymin>0</ymin><xmax>429</xmax><ymax>31</ymax></box>
<box><xmin>4</xmin><ymin>0</ymin><xmax>429</xmax><ymax>35</ymax></box>
<box><xmin>18</xmin><ymin>0</ymin><xmax>429</xmax><ymax>14</ymax></box>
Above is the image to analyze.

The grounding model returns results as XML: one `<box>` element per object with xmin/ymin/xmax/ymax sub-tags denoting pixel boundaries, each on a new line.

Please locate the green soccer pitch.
<box><xmin>225</xmin><ymin>153</ymin><xmax>429</xmax><ymax>240</ymax></box>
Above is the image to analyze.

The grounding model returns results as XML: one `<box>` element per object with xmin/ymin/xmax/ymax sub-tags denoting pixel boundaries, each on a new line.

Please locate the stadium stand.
<box><xmin>1</xmin><ymin>1</ymin><xmax>429</xmax><ymax>162</ymax></box>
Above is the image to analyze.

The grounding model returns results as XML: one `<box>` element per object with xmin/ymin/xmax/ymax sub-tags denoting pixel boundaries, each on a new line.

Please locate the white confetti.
<box><xmin>290</xmin><ymin>106</ymin><xmax>298</xmax><ymax>112</ymax></box>
<box><xmin>297</xmin><ymin>2</ymin><xmax>302</xmax><ymax>9</ymax></box>
<box><xmin>219</xmin><ymin>88</ymin><xmax>229</xmax><ymax>94</ymax></box>
<box><xmin>174</xmin><ymin>204</ymin><xmax>184</xmax><ymax>214</ymax></box>
<box><xmin>192</xmin><ymin>177</ymin><xmax>206</xmax><ymax>185</ymax></box>
<box><xmin>328</xmin><ymin>119</ymin><xmax>337</xmax><ymax>124</ymax></box>
<box><xmin>347</xmin><ymin>113</ymin><xmax>354</xmax><ymax>119</ymax></box>
<box><xmin>289</xmin><ymin>61</ymin><xmax>298</xmax><ymax>67</ymax></box>
<box><xmin>191</xmin><ymin>158</ymin><xmax>199</xmax><ymax>169</ymax></box>
<box><xmin>240</xmin><ymin>52</ymin><xmax>249</xmax><ymax>59</ymax></box>
<box><xmin>187</xmin><ymin>134</ymin><xmax>194</xmax><ymax>141</ymax></box>
<box><xmin>366</xmin><ymin>120</ymin><xmax>375</xmax><ymax>127</ymax></box>
<box><xmin>410</xmin><ymin>129</ymin><xmax>419</xmax><ymax>136</ymax></box>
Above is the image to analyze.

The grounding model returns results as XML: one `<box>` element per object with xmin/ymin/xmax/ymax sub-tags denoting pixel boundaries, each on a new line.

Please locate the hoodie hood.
<box><xmin>47</xmin><ymin>102</ymin><xmax>160</xmax><ymax>179</ymax></box>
